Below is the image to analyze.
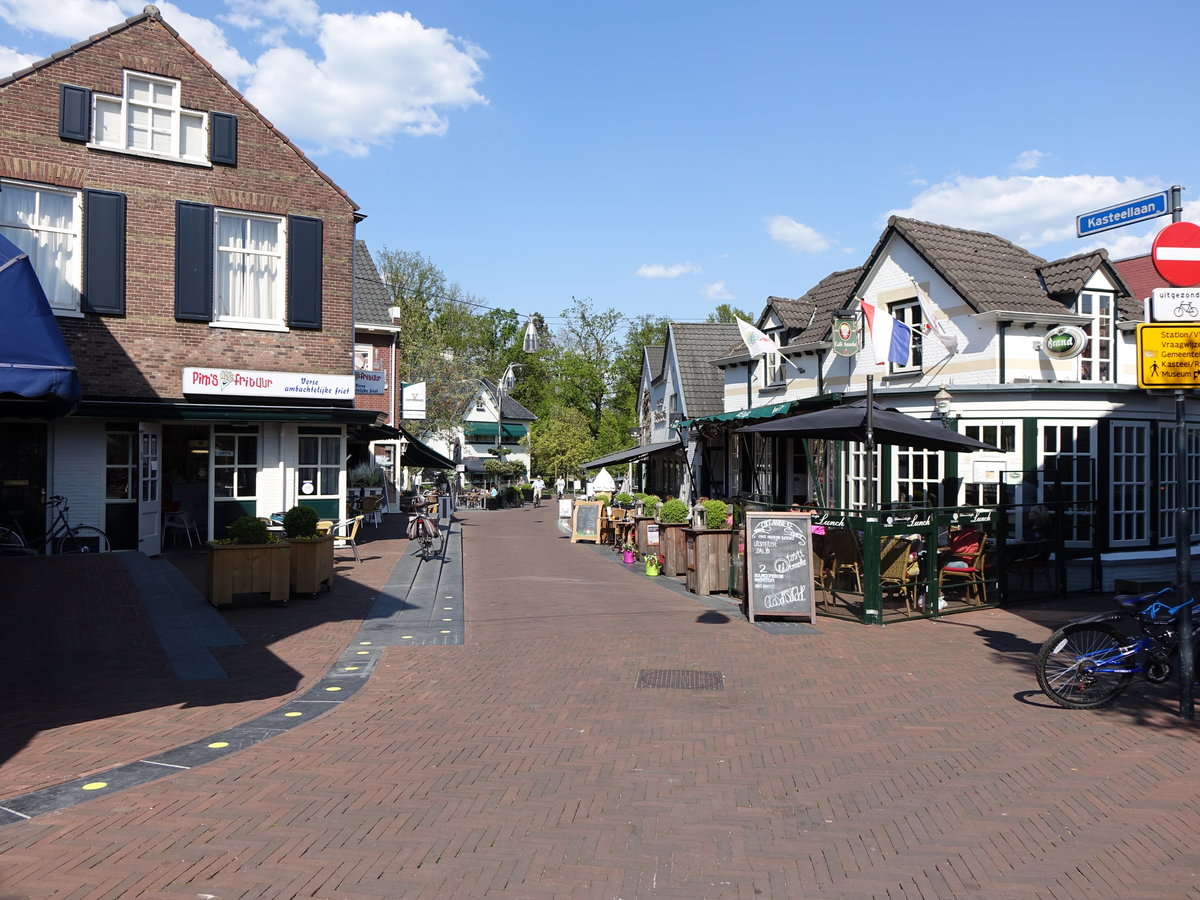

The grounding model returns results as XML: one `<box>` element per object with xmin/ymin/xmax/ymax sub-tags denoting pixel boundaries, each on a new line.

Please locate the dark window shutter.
<box><xmin>175</xmin><ymin>201</ymin><xmax>214</xmax><ymax>322</ymax></box>
<box><xmin>59</xmin><ymin>84</ymin><xmax>91</xmax><ymax>142</ymax></box>
<box><xmin>287</xmin><ymin>215</ymin><xmax>323</xmax><ymax>329</ymax></box>
<box><xmin>209</xmin><ymin>112</ymin><xmax>237</xmax><ymax>166</ymax></box>
<box><xmin>82</xmin><ymin>190</ymin><xmax>126</xmax><ymax>315</ymax></box>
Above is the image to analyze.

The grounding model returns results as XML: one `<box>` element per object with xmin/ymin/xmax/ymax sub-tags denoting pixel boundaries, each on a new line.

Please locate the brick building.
<box><xmin>0</xmin><ymin>7</ymin><xmax>380</xmax><ymax>551</ymax></box>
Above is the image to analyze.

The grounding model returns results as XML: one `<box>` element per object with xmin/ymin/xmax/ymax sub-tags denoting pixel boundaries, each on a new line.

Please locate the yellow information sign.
<box><xmin>1137</xmin><ymin>323</ymin><xmax>1200</xmax><ymax>388</ymax></box>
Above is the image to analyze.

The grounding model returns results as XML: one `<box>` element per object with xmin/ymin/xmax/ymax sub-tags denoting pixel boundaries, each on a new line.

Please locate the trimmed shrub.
<box><xmin>225</xmin><ymin>515</ymin><xmax>273</xmax><ymax>545</ymax></box>
<box><xmin>282</xmin><ymin>505</ymin><xmax>321</xmax><ymax>539</ymax></box>
<box><xmin>658</xmin><ymin>498</ymin><xmax>689</xmax><ymax>524</ymax></box>
<box><xmin>702</xmin><ymin>499</ymin><xmax>730</xmax><ymax>530</ymax></box>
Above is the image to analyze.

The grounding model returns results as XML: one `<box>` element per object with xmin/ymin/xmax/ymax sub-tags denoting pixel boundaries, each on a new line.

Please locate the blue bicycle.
<box><xmin>1035</xmin><ymin>587</ymin><xmax>1200</xmax><ymax>709</ymax></box>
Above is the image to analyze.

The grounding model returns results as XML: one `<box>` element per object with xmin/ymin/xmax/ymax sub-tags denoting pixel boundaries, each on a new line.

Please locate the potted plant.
<box><xmin>657</xmin><ymin>498</ymin><xmax>690</xmax><ymax>577</ymax></box>
<box><xmin>613</xmin><ymin>492</ymin><xmax>636</xmax><ymax>510</ymax></box>
<box><xmin>207</xmin><ymin>515</ymin><xmax>290</xmax><ymax>608</ymax></box>
<box><xmin>685</xmin><ymin>499</ymin><xmax>733</xmax><ymax>596</ymax></box>
<box><xmin>643</xmin><ymin>551</ymin><xmax>664</xmax><ymax>577</ymax></box>
<box><xmin>282</xmin><ymin>505</ymin><xmax>335</xmax><ymax>598</ymax></box>
<box><xmin>620</xmin><ymin>541</ymin><xmax>638</xmax><ymax>564</ymax></box>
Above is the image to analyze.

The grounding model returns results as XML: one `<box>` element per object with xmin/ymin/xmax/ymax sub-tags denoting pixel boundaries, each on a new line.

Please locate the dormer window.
<box><xmin>92</xmin><ymin>72</ymin><xmax>208</xmax><ymax>163</ymax></box>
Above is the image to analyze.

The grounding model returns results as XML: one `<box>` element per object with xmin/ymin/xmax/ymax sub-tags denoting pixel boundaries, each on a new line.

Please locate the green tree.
<box><xmin>552</xmin><ymin>297</ymin><xmax>625</xmax><ymax>439</ymax></box>
<box><xmin>531</xmin><ymin>405</ymin><xmax>595</xmax><ymax>480</ymax></box>
<box><xmin>705</xmin><ymin>303</ymin><xmax>753</xmax><ymax>323</ymax></box>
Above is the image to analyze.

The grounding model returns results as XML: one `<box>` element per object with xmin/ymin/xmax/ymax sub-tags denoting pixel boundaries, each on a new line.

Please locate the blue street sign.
<box><xmin>1077</xmin><ymin>191</ymin><xmax>1170</xmax><ymax>237</ymax></box>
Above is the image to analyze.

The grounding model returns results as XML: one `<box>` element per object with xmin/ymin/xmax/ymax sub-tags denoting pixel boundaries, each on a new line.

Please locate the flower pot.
<box><xmin>644</xmin><ymin>557</ymin><xmax>661</xmax><ymax>577</ymax></box>
<box><xmin>622</xmin><ymin>549</ymin><xmax>636</xmax><ymax>564</ymax></box>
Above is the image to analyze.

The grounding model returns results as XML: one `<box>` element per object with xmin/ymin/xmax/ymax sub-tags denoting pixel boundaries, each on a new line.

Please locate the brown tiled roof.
<box><xmin>0</xmin><ymin>8</ymin><xmax>358</xmax><ymax>212</ymax></box>
<box><xmin>874</xmin><ymin>217</ymin><xmax>1053</xmax><ymax>313</ymax></box>
<box><xmin>1038</xmin><ymin>250</ymin><xmax>1109</xmax><ymax>297</ymax></box>
<box><xmin>668</xmin><ymin>323</ymin><xmax>739</xmax><ymax>418</ymax></box>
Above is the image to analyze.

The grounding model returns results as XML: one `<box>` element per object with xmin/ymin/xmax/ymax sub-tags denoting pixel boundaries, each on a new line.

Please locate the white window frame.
<box><xmin>1039</xmin><ymin>422</ymin><xmax>1096</xmax><ymax>547</ymax></box>
<box><xmin>91</xmin><ymin>71</ymin><xmax>209</xmax><ymax>165</ymax></box>
<box><xmin>0</xmin><ymin>179</ymin><xmax>82</xmax><ymax>314</ymax></box>
<box><xmin>1110</xmin><ymin>421</ymin><xmax>1149</xmax><ymax>547</ymax></box>
<box><xmin>892</xmin><ymin>445</ymin><xmax>941</xmax><ymax>506</ymax></box>
<box><xmin>353</xmin><ymin>344</ymin><xmax>374</xmax><ymax>370</ymax></box>
<box><xmin>212</xmin><ymin>209</ymin><xmax>287</xmax><ymax>330</ymax></box>
<box><xmin>889</xmin><ymin>300</ymin><xmax>923</xmax><ymax>374</ymax></box>
<box><xmin>1157</xmin><ymin>424</ymin><xmax>1200</xmax><ymax>542</ymax></box>
<box><xmin>213</xmin><ymin>427</ymin><xmax>259</xmax><ymax>500</ymax></box>
<box><xmin>1074</xmin><ymin>291</ymin><xmax>1114</xmax><ymax>384</ymax></box>
<box><xmin>297</xmin><ymin>432</ymin><xmax>343</xmax><ymax>499</ymax></box>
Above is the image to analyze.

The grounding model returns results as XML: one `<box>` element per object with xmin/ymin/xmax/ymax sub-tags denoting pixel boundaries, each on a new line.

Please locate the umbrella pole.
<box><xmin>865</xmin><ymin>375</ymin><xmax>876</xmax><ymax>511</ymax></box>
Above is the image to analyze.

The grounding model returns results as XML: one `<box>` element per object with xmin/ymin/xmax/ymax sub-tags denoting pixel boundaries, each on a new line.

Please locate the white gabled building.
<box><xmin>693</xmin><ymin>216</ymin><xmax>1198</xmax><ymax>590</ymax></box>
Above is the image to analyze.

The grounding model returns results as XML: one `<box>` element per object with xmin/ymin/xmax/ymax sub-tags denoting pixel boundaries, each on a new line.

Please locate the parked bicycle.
<box><xmin>1035</xmin><ymin>586</ymin><xmax>1200</xmax><ymax>709</ymax></box>
<box><xmin>406</xmin><ymin>505</ymin><xmax>442</xmax><ymax>561</ymax></box>
<box><xmin>1</xmin><ymin>495</ymin><xmax>111</xmax><ymax>555</ymax></box>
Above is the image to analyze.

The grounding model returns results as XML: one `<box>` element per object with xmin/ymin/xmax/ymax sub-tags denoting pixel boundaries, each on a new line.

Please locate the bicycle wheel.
<box><xmin>57</xmin><ymin>526</ymin><xmax>112</xmax><ymax>554</ymax></box>
<box><xmin>1035</xmin><ymin>622</ymin><xmax>1133</xmax><ymax>709</ymax></box>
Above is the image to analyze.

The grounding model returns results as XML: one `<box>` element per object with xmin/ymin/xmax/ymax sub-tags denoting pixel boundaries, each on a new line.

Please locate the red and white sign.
<box><xmin>183</xmin><ymin>367</ymin><xmax>354</xmax><ymax>399</ymax></box>
<box><xmin>1152</xmin><ymin>221</ymin><xmax>1200</xmax><ymax>287</ymax></box>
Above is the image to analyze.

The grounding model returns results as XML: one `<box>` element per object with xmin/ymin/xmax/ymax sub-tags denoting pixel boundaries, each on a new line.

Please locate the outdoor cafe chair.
<box><xmin>822</xmin><ymin>528</ymin><xmax>863</xmax><ymax>593</ymax></box>
<box><xmin>880</xmin><ymin>536</ymin><xmax>920</xmax><ymax>616</ymax></box>
<box><xmin>938</xmin><ymin>529</ymin><xmax>988</xmax><ymax>605</ymax></box>
<box><xmin>330</xmin><ymin>515</ymin><xmax>364</xmax><ymax>563</ymax></box>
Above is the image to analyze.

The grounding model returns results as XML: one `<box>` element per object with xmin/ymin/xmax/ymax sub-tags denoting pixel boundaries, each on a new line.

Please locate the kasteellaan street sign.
<box><xmin>1136</xmin><ymin>324</ymin><xmax>1200</xmax><ymax>388</ymax></box>
<box><xmin>1076</xmin><ymin>191</ymin><xmax>1170</xmax><ymax>238</ymax></box>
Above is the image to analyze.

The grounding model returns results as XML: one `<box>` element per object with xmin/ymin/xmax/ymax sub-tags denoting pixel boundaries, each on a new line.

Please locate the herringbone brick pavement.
<box><xmin>1</xmin><ymin>505</ymin><xmax>1199</xmax><ymax>898</ymax></box>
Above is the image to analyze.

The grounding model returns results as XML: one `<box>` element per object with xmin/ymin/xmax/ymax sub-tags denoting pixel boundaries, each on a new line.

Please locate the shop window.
<box><xmin>213</xmin><ymin>427</ymin><xmax>258</xmax><ymax>498</ymax></box>
<box><xmin>1110</xmin><ymin>422</ymin><xmax>1149</xmax><ymax>546</ymax></box>
<box><xmin>1157</xmin><ymin>424</ymin><xmax>1200</xmax><ymax>542</ymax></box>
<box><xmin>1040</xmin><ymin>423</ymin><xmax>1095</xmax><ymax>545</ymax></box>
<box><xmin>892</xmin><ymin>446</ymin><xmax>940</xmax><ymax>506</ymax></box>
<box><xmin>298</xmin><ymin>432</ymin><xmax>341</xmax><ymax>498</ymax></box>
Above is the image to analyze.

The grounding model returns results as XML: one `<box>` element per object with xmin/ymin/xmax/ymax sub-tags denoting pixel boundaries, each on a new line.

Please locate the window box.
<box><xmin>206</xmin><ymin>541</ymin><xmax>290</xmax><ymax>607</ymax></box>
<box><xmin>286</xmin><ymin>534</ymin><xmax>335</xmax><ymax>598</ymax></box>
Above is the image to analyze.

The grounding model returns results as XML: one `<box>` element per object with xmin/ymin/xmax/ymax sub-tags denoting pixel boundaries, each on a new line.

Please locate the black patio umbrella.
<box><xmin>735</xmin><ymin>398</ymin><xmax>1001</xmax><ymax>453</ymax></box>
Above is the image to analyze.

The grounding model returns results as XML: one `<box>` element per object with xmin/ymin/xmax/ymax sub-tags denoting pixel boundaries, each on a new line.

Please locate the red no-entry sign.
<box><xmin>1152</xmin><ymin>221</ymin><xmax>1200</xmax><ymax>287</ymax></box>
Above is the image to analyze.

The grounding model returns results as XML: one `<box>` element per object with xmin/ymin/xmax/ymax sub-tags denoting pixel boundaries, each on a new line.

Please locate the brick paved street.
<box><xmin>1</xmin><ymin>506</ymin><xmax>1198</xmax><ymax>899</ymax></box>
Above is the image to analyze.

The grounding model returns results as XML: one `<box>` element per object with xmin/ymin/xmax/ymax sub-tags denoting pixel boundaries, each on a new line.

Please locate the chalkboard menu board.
<box><xmin>745</xmin><ymin>511</ymin><xmax>815</xmax><ymax>622</ymax></box>
<box><xmin>571</xmin><ymin>501</ymin><xmax>604</xmax><ymax>543</ymax></box>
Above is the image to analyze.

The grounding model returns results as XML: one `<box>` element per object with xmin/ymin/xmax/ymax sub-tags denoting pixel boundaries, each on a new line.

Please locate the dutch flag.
<box><xmin>860</xmin><ymin>298</ymin><xmax>912</xmax><ymax>366</ymax></box>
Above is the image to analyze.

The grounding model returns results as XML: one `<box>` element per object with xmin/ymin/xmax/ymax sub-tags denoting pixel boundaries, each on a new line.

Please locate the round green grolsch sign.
<box><xmin>1043</xmin><ymin>325</ymin><xmax>1087</xmax><ymax>360</ymax></box>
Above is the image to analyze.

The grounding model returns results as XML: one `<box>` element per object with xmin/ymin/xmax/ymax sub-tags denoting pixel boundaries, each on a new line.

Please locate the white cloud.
<box><xmin>765</xmin><ymin>215</ymin><xmax>831</xmax><ymax>253</ymax></box>
<box><xmin>888</xmin><ymin>174</ymin><xmax>1164</xmax><ymax>248</ymax></box>
<box><xmin>635</xmin><ymin>262</ymin><xmax>700</xmax><ymax>279</ymax></box>
<box><xmin>704</xmin><ymin>281</ymin><xmax>733</xmax><ymax>301</ymax></box>
<box><xmin>242</xmin><ymin>10</ymin><xmax>488</xmax><ymax>156</ymax></box>
<box><xmin>0</xmin><ymin>2</ymin><xmax>483</xmax><ymax>158</ymax></box>
<box><xmin>0</xmin><ymin>44</ymin><xmax>37</xmax><ymax>75</ymax></box>
<box><xmin>0</xmin><ymin>0</ymin><xmax>124</xmax><ymax>40</ymax></box>
<box><xmin>1012</xmin><ymin>149</ymin><xmax>1048</xmax><ymax>172</ymax></box>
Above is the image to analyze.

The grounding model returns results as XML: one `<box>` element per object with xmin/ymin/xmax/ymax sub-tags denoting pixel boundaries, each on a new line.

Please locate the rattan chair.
<box><xmin>823</xmin><ymin>528</ymin><xmax>863</xmax><ymax>593</ymax></box>
<box><xmin>939</xmin><ymin>530</ymin><xmax>988</xmax><ymax>605</ymax></box>
<box><xmin>880</xmin><ymin>536</ymin><xmax>920</xmax><ymax>616</ymax></box>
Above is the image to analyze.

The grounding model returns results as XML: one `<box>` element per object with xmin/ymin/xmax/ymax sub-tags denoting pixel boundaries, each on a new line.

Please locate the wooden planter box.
<box><xmin>658</xmin><ymin>521</ymin><xmax>689</xmax><ymax>577</ymax></box>
<box><xmin>634</xmin><ymin>516</ymin><xmax>660</xmax><ymax>554</ymax></box>
<box><xmin>287</xmin><ymin>534</ymin><xmax>335</xmax><ymax>597</ymax></box>
<box><xmin>685</xmin><ymin>528</ymin><xmax>733</xmax><ymax>596</ymax></box>
<box><xmin>207</xmin><ymin>541</ymin><xmax>290</xmax><ymax>607</ymax></box>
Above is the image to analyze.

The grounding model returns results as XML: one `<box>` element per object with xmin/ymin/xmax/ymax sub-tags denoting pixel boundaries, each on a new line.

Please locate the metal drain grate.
<box><xmin>635</xmin><ymin>669</ymin><xmax>724</xmax><ymax>690</ymax></box>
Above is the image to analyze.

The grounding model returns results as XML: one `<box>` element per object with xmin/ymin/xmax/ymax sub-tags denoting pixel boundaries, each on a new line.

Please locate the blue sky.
<box><xmin>3</xmin><ymin>0</ymin><xmax>1198</xmax><ymax>329</ymax></box>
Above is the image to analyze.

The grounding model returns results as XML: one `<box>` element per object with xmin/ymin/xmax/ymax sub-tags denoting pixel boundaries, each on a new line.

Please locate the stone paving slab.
<box><xmin>1</xmin><ymin>504</ymin><xmax>1199</xmax><ymax>898</ymax></box>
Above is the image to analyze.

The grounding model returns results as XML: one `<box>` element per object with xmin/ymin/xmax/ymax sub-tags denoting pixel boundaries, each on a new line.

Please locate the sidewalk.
<box><xmin>1</xmin><ymin>505</ymin><xmax>1199</xmax><ymax>898</ymax></box>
